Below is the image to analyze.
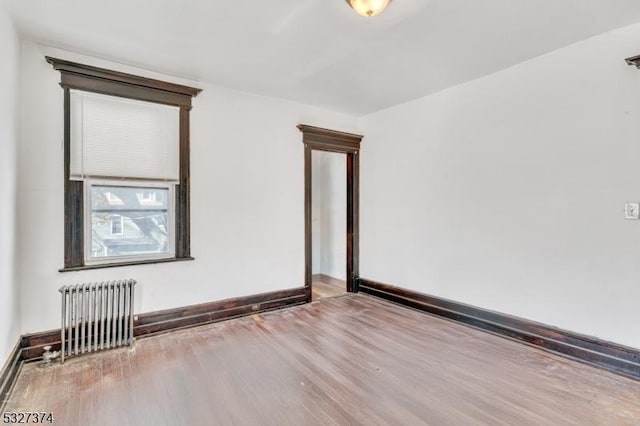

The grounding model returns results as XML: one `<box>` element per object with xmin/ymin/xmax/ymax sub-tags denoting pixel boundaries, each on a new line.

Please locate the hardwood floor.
<box><xmin>312</xmin><ymin>274</ymin><xmax>346</xmax><ymax>301</ymax></box>
<box><xmin>4</xmin><ymin>294</ymin><xmax>640</xmax><ymax>425</ymax></box>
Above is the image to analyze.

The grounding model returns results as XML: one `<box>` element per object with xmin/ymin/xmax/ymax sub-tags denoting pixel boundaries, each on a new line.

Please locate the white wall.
<box><xmin>311</xmin><ymin>151</ymin><xmax>347</xmax><ymax>280</ymax></box>
<box><xmin>312</xmin><ymin>153</ymin><xmax>323</xmax><ymax>273</ymax></box>
<box><xmin>0</xmin><ymin>4</ymin><xmax>21</xmax><ymax>366</ymax></box>
<box><xmin>359</xmin><ymin>23</ymin><xmax>640</xmax><ymax>349</ymax></box>
<box><xmin>18</xmin><ymin>40</ymin><xmax>358</xmax><ymax>334</ymax></box>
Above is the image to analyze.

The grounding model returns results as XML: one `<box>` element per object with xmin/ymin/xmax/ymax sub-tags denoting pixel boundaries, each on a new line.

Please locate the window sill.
<box><xmin>59</xmin><ymin>256</ymin><xmax>195</xmax><ymax>273</ymax></box>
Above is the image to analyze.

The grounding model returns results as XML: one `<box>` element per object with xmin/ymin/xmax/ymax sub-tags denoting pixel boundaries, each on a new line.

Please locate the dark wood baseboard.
<box><xmin>0</xmin><ymin>339</ymin><xmax>22</xmax><ymax>412</ymax></box>
<box><xmin>359</xmin><ymin>278</ymin><xmax>640</xmax><ymax>381</ymax></box>
<box><xmin>134</xmin><ymin>287</ymin><xmax>306</xmax><ymax>338</ymax></box>
<box><xmin>18</xmin><ymin>286</ymin><xmax>307</xmax><ymax>363</ymax></box>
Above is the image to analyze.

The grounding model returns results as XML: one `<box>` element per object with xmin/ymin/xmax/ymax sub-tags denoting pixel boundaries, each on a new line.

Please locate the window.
<box><xmin>70</xmin><ymin>89</ymin><xmax>179</xmax><ymax>265</ymax></box>
<box><xmin>110</xmin><ymin>215</ymin><xmax>124</xmax><ymax>236</ymax></box>
<box><xmin>89</xmin><ymin>183</ymin><xmax>173</xmax><ymax>263</ymax></box>
<box><xmin>47</xmin><ymin>57</ymin><xmax>201</xmax><ymax>270</ymax></box>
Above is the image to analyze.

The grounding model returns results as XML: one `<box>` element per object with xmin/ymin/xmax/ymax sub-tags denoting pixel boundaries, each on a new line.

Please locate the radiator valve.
<box><xmin>42</xmin><ymin>345</ymin><xmax>60</xmax><ymax>364</ymax></box>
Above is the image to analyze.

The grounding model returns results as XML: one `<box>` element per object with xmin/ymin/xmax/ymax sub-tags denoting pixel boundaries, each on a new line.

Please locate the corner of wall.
<box><xmin>0</xmin><ymin>2</ymin><xmax>22</xmax><ymax>366</ymax></box>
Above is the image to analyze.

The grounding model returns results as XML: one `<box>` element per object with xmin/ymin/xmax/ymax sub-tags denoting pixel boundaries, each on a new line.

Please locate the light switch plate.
<box><xmin>624</xmin><ymin>203</ymin><xmax>640</xmax><ymax>219</ymax></box>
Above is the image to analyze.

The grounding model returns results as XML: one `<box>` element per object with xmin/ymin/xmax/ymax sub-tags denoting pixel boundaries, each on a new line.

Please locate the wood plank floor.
<box><xmin>4</xmin><ymin>294</ymin><xmax>640</xmax><ymax>425</ymax></box>
<box><xmin>312</xmin><ymin>274</ymin><xmax>346</xmax><ymax>301</ymax></box>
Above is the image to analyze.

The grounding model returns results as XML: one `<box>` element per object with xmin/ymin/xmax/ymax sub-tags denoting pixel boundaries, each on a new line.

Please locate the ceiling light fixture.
<box><xmin>345</xmin><ymin>0</ymin><xmax>392</xmax><ymax>17</ymax></box>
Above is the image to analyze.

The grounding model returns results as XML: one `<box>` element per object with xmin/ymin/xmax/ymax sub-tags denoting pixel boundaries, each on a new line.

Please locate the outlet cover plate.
<box><xmin>625</xmin><ymin>203</ymin><xmax>640</xmax><ymax>219</ymax></box>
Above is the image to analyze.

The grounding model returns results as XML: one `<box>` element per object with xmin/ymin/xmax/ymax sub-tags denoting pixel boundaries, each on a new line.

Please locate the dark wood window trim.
<box><xmin>59</xmin><ymin>256</ymin><xmax>196</xmax><ymax>273</ymax></box>
<box><xmin>298</xmin><ymin>124</ymin><xmax>362</xmax><ymax>302</ymax></box>
<box><xmin>46</xmin><ymin>57</ymin><xmax>202</xmax><ymax>271</ymax></box>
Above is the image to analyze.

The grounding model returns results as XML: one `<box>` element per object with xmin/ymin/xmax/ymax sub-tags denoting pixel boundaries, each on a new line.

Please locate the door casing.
<box><xmin>298</xmin><ymin>124</ymin><xmax>363</xmax><ymax>303</ymax></box>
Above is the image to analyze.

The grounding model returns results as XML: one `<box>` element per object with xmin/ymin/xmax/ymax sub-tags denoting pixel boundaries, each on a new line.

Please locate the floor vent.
<box><xmin>59</xmin><ymin>279</ymin><xmax>136</xmax><ymax>363</ymax></box>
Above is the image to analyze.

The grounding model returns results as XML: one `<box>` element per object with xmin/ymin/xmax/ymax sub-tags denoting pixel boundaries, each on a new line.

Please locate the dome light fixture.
<box><xmin>345</xmin><ymin>0</ymin><xmax>392</xmax><ymax>17</ymax></box>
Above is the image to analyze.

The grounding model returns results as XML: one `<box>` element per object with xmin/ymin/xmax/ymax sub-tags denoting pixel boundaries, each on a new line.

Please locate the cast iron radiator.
<box><xmin>59</xmin><ymin>279</ymin><xmax>136</xmax><ymax>363</ymax></box>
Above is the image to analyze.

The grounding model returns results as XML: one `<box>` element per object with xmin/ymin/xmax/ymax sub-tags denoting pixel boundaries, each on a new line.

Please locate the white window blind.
<box><xmin>70</xmin><ymin>90</ymin><xmax>180</xmax><ymax>182</ymax></box>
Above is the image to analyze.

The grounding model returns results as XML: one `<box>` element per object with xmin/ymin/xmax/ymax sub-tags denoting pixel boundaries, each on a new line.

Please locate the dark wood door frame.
<box><xmin>298</xmin><ymin>124</ymin><xmax>363</xmax><ymax>303</ymax></box>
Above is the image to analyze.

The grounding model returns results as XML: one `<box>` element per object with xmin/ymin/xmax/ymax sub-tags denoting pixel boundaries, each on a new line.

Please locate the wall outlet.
<box><xmin>624</xmin><ymin>203</ymin><xmax>640</xmax><ymax>219</ymax></box>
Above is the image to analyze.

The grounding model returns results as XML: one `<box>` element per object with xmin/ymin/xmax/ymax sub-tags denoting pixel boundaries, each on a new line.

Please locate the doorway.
<box><xmin>312</xmin><ymin>150</ymin><xmax>347</xmax><ymax>300</ymax></box>
<box><xmin>298</xmin><ymin>124</ymin><xmax>362</xmax><ymax>303</ymax></box>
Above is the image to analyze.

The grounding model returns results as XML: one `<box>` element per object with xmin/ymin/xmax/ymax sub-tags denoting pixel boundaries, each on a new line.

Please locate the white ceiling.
<box><xmin>5</xmin><ymin>0</ymin><xmax>640</xmax><ymax>115</ymax></box>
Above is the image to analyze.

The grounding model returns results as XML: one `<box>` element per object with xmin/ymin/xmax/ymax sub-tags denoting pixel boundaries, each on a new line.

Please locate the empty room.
<box><xmin>1</xmin><ymin>0</ymin><xmax>640</xmax><ymax>424</ymax></box>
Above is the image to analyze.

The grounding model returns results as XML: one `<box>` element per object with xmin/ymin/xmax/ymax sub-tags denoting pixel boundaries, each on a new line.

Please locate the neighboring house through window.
<box><xmin>110</xmin><ymin>215</ymin><xmax>124</xmax><ymax>236</ymax></box>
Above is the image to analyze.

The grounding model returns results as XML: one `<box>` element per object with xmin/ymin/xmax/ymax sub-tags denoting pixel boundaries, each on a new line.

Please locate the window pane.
<box><xmin>89</xmin><ymin>185</ymin><xmax>171</xmax><ymax>259</ymax></box>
